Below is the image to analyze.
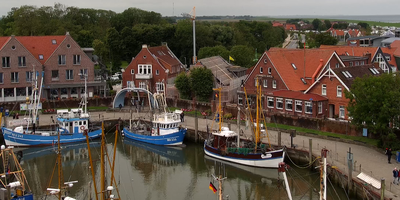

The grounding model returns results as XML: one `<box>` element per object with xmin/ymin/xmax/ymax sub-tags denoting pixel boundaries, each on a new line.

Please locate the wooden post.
<box><xmin>278</xmin><ymin>131</ymin><xmax>281</xmax><ymax>147</ymax></box>
<box><xmin>195</xmin><ymin>109</ymin><xmax>198</xmax><ymax>143</ymax></box>
<box><xmin>348</xmin><ymin>147</ymin><xmax>353</xmax><ymax>194</ymax></box>
<box><xmin>218</xmin><ymin>175</ymin><xmax>223</xmax><ymax>200</ymax></box>
<box><xmin>381</xmin><ymin>178</ymin><xmax>385</xmax><ymax>200</ymax></box>
<box><xmin>309</xmin><ymin>139</ymin><xmax>313</xmax><ymax>170</ymax></box>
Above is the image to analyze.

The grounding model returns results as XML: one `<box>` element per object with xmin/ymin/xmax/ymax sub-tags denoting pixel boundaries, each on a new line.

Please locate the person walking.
<box><xmin>387</xmin><ymin>148</ymin><xmax>393</xmax><ymax>164</ymax></box>
<box><xmin>393</xmin><ymin>167</ymin><xmax>398</xmax><ymax>184</ymax></box>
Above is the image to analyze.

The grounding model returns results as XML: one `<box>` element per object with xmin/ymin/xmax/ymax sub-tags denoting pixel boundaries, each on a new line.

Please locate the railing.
<box><xmin>135</xmin><ymin>74</ymin><xmax>152</xmax><ymax>79</ymax></box>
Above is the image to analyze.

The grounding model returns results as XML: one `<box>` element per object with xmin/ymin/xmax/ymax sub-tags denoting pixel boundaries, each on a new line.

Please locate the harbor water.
<box><xmin>18</xmin><ymin>136</ymin><xmax>351</xmax><ymax>200</ymax></box>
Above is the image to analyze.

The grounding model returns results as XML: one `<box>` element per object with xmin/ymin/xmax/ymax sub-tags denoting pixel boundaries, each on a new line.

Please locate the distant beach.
<box><xmin>268</xmin><ymin>15</ymin><xmax>400</xmax><ymax>23</ymax></box>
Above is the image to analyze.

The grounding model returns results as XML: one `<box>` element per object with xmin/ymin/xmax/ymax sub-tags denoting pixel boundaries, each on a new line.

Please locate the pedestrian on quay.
<box><xmin>393</xmin><ymin>167</ymin><xmax>399</xmax><ymax>184</ymax></box>
<box><xmin>386</xmin><ymin>148</ymin><xmax>393</xmax><ymax>164</ymax></box>
<box><xmin>180</xmin><ymin>112</ymin><xmax>184</xmax><ymax>122</ymax></box>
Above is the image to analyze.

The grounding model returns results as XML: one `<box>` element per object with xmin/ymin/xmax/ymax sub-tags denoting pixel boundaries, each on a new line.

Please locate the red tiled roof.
<box><xmin>391</xmin><ymin>40</ymin><xmax>400</xmax><ymax>48</ymax></box>
<box><xmin>148</xmin><ymin>46</ymin><xmax>182</xmax><ymax>68</ymax></box>
<box><xmin>285</xmin><ymin>24</ymin><xmax>296</xmax><ymax>30</ymax></box>
<box><xmin>16</xmin><ymin>35</ymin><xmax>66</xmax><ymax>64</ymax></box>
<box><xmin>381</xmin><ymin>47</ymin><xmax>397</xmax><ymax>67</ymax></box>
<box><xmin>272</xmin><ymin>22</ymin><xmax>283</xmax><ymax>27</ymax></box>
<box><xmin>329</xmin><ymin>29</ymin><xmax>345</xmax><ymax>36</ymax></box>
<box><xmin>0</xmin><ymin>37</ymin><xmax>11</xmax><ymax>50</ymax></box>
<box><xmin>320</xmin><ymin>45</ymin><xmax>378</xmax><ymax>61</ymax></box>
<box><xmin>347</xmin><ymin>29</ymin><xmax>360</xmax><ymax>37</ymax></box>
<box><xmin>266</xmin><ymin>48</ymin><xmax>335</xmax><ymax>91</ymax></box>
<box><xmin>272</xmin><ymin>90</ymin><xmax>327</xmax><ymax>101</ymax></box>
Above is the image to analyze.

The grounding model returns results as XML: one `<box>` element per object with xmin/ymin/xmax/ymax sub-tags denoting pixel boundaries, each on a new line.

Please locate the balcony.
<box><xmin>135</xmin><ymin>73</ymin><xmax>152</xmax><ymax>79</ymax></box>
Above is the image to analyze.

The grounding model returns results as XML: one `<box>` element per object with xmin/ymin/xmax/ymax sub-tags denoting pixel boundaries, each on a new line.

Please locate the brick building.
<box><xmin>0</xmin><ymin>33</ymin><xmax>104</xmax><ymax>102</ymax></box>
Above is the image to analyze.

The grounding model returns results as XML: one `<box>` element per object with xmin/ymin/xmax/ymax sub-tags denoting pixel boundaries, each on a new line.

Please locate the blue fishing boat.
<box><xmin>122</xmin><ymin>87</ymin><xmax>186</xmax><ymax>146</ymax></box>
<box><xmin>2</xmin><ymin>72</ymin><xmax>101</xmax><ymax>147</ymax></box>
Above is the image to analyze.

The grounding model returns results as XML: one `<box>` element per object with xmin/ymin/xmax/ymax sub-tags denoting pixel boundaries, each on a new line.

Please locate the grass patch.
<box><xmin>266</xmin><ymin>123</ymin><xmax>379</xmax><ymax>147</ymax></box>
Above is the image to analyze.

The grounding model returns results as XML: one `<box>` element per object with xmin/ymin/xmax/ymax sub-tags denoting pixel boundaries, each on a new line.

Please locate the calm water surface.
<box><xmin>18</xmin><ymin>137</ymin><xmax>350</xmax><ymax>200</ymax></box>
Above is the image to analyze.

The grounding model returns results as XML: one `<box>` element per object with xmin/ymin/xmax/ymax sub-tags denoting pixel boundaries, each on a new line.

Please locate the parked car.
<box><xmin>110</xmin><ymin>75</ymin><xmax>120</xmax><ymax>81</ymax></box>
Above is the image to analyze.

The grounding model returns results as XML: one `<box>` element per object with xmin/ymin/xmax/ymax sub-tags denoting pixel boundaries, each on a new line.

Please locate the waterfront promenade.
<box><xmin>7</xmin><ymin>109</ymin><xmax>399</xmax><ymax>199</ymax></box>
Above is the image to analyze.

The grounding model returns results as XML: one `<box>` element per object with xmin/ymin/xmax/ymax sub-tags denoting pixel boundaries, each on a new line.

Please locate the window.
<box><xmin>156</xmin><ymin>70</ymin><xmax>159</xmax><ymax>75</ymax></box>
<box><xmin>26</xmin><ymin>71</ymin><xmax>33</xmax><ymax>82</ymax></box>
<box><xmin>349</xmin><ymin>62</ymin><xmax>353</xmax><ymax>66</ymax></box>
<box><xmin>355</xmin><ymin>61</ymin><xmax>359</xmax><ymax>66</ymax></box>
<box><xmin>285</xmin><ymin>99</ymin><xmax>293</xmax><ymax>111</ymax></box>
<box><xmin>139</xmin><ymin>82</ymin><xmax>146</xmax><ymax>89</ymax></box>
<box><xmin>361</xmin><ymin>61</ymin><xmax>365</xmax><ymax>65</ymax></box>
<box><xmin>61</xmin><ymin>88</ymin><xmax>68</xmax><ymax>95</ymax></box>
<box><xmin>238</xmin><ymin>96</ymin><xmax>243</xmax><ymax>105</ymax></box>
<box><xmin>254</xmin><ymin>79</ymin><xmax>259</xmax><ymax>87</ymax></box>
<box><xmin>156</xmin><ymin>82</ymin><xmax>164</xmax><ymax>92</ymax></box>
<box><xmin>260</xmin><ymin>67</ymin><xmax>263</xmax><ymax>74</ymax></box>
<box><xmin>5</xmin><ymin>88</ymin><xmax>14</xmax><ymax>97</ymax></box>
<box><xmin>272</xmin><ymin>80</ymin><xmax>277</xmax><ymax>89</ymax></box>
<box><xmin>263</xmin><ymin>80</ymin><xmax>267</xmax><ymax>88</ymax></box>
<box><xmin>39</xmin><ymin>55</ymin><xmax>44</xmax><ymax>60</ymax></box>
<box><xmin>295</xmin><ymin>100</ymin><xmax>302</xmax><ymax>112</ymax></box>
<box><xmin>305</xmin><ymin>101</ymin><xmax>312</xmax><ymax>114</ymax></box>
<box><xmin>52</xmin><ymin>39</ymin><xmax>57</xmax><ymax>44</ymax></box>
<box><xmin>2</xmin><ymin>57</ymin><xmax>10</xmax><ymax>68</ymax></box>
<box><xmin>80</xmin><ymin>69</ymin><xmax>88</xmax><ymax>79</ymax></box>
<box><xmin>386</xmin><ymin>56</ymin><xmax>391</xmax><ymax>61</ymax></box>
<box><xmin>276</xmin><ymin>98</ymin><xmax>283</xmax><ymax>109</ymax></box>
<box><xmin>52</xmin><ymin>70</ymin><xmax>59</xmax><ymax>81</ymax></box>
<box><xmin>58</xmin><ymin>55</ymin><xmax>66</xmax><ymax>65</ymax></box>
<box><xmin>71</xmin><ymin>88</ymin><xmax>77</xmax><ymax>94</ymax></box>
<box><xmin>73</xmin><ymin>55</ymin><xmax>81</xmax><ymax>65</ymax></box>
<box><xmin>16</xmin><ymin>88</ymin><xmax>26</xmax><ymax>96</ymax></box>
<box><xmin>322</xmin><ymin>84</ymin><xmax>326</xmax><ymax>96</ymax></box>
<box><xmin>337</xmin><ymin>86</ymin><xmax>342</xmax><ymax>97</ymax></box>
<box><xmin>18</xmin><ymin>56</ymin><xmax>26</xmax><ymax>67</ymax></box>
<box><xmin>11</xmin><ymin>72</ymin><xmax>19</xmax><ymax>83</ymax></box>
<box><xmin>335</xmin><ymin>63</ymin><xmax>339</xmax><ymax>68</ymax></box>
<box><xmin>369</xmin><ymin>68</ymin><xmax>380</xmax><ymax>74</ymax></box>
<box><xmin>318</xmin><ymin>102</ymin><xmax>322</xmax><ymax>114</ymax></box>
<box><xmin>0</xmin><ymin>73</ymin><xmax>3</xmax><ymax>83</ymax></box>
<box><xmin>138</xmin><ymin>65</ymin><xmax>152</xmax><ymax>74</ymax></box>
<box><xmin>131</xmin><ymin>69</ymin><xmax>135</xmax><ymax>74</ymax></box>
<box><xmin>291</xmin><ymin>63</ymin><xmax>297</xmax><ymax>70</ymax></box>
<box><xmin>339</xmin><ymin>106</ymin><xmax>345</xmax><ymax>119</ymax></box>
<box><xmin>66</xmin><ymin>70</ymin><xmax>73</xmax><ymax>80</ymax></box>
<box><xmin>268</xmin><ymin>67</ymin><xmax>272</xmax><ymax>74</ymax></box>
<box><xmin>267</xmin><ymin>97</ymin><xmax>274</xmax><ymax>108</ymax></box>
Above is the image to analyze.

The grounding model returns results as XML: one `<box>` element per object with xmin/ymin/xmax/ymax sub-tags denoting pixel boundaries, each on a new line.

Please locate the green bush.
<box><xmin>223</xmin><ymin>113</ymin><xmax>232</xmax><ymax>119</ymax></box>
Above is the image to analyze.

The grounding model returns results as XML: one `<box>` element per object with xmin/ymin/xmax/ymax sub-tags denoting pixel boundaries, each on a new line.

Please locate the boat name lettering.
<box><xmin>167</xmin><ymin>138</ymin><xmax>177</xmax><ymax>142</ymax></box>
<box><xmin>11</xmin><ymin>133</ymin><xmax>24</xmax><ymax>138</ymax></box>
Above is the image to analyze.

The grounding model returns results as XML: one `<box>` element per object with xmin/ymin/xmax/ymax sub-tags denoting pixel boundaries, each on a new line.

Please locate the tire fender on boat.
<box><xmin>80</xmin><ymin>126</ymin><xmax>85</xmax><ymax>131</ymax></box>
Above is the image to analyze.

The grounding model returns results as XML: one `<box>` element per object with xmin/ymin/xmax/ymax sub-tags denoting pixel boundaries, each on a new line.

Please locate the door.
<box><xmin>329</xmin><ymin>104</ymin><xmax>335</xmax><ymax>118</ymax></box>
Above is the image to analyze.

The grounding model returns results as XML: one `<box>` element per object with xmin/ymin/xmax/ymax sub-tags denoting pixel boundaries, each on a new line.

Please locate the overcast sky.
<box><xmin>1</xmin><ymin>0</ymin><xmax>399</xmax><ymax>17</ymax></box>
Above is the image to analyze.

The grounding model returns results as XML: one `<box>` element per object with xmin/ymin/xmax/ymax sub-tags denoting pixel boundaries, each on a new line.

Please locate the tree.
<box><xmin>106</xmin><ymin>28</ymin><xmax>122</xmax><ymax>73</ymax></box>
<box><xmin>314</xmin><ymin>32</ymin><xmax>338</xmax><ymax>47</ymax></box>
<box><xmin>312</xmin><ymin>19</ymin><xmax>322</xmax><ymax>31</ymax></box>
<box><xmin>190</xmin><ymin>67</ymin><xmax>214</xmax><ymax>102</ymax></box>
<box><xmin>174</xmin><ymin>72</ymin><xmax>192</xmax><ymax>100</ymax></box>
<box><xmin>230</xmin><ymin>45</ymin><xmax>255</xmax><ymax>68</ymax></box>
<box><xmin>324</xmin><ymin>20</ymin><xmax>332</xmax><ymax>29</ymax></box>
<box><xmin>198</xmin><ymin>45</ymin><xmax>230</xmax><ymax>60</ymax></box>
<box><xmin>345</xmin><ymin>73</ymin><xmax>400</xmax><ymax>148</ymax></box>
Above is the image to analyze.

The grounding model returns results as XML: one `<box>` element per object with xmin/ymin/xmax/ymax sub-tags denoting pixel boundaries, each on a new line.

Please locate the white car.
<box><xmin>110</xmin><ymin>75</ymin><xmax>120</xmax><ymax>81</ymax></box>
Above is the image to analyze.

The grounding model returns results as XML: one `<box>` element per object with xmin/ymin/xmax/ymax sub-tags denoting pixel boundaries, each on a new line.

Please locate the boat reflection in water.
<box><xmin>18</xmin><ymin>142</ymin><xmax>101</xmax><ymax>199</ymax></box>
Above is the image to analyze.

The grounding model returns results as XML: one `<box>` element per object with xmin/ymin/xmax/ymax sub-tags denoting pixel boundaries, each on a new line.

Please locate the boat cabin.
<box><xmin>57</xmin><ymin>109</ymin><xmax>89</xmax><ymax>134</ymax></box>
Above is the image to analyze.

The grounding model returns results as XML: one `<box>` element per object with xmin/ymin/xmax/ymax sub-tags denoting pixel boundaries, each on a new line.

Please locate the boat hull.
<box><xmin>2</xmin><ymin>127</ymin><xmax>102</xmax><ymax>147</ymax></box>
<box><xmin>12</xmin><ymin>193</ymin><xmax>33</xmax><ymax>200</ymax></box>
<box><xmin>204</xmin><ymin>142</ymin><xmax>285</xmax><ymax>168</ymax></box>
<box><xmin>123</xmin><ymin>128</ymin><xmax>186</xmax><ymax>146</ymax></box>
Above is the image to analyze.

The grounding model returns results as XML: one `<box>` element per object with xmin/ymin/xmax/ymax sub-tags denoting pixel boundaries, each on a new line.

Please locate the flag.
<box><xmin>229</xmin><ymin>56</ymin><xmax>234</xmax><ymax>62</ymax></box>
<box><xmin>209</xmin><ymin>182</ymin><xmax>217</xmax><ymax>193</ymax></box>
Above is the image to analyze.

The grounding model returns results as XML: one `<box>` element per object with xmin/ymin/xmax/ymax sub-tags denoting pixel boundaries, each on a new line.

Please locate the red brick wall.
<box><xmin>0</xmin><ymin>37</ymin><xmax>42</xmax><ymax>88</ymax></box>
<box><xmin>122</xmin><ymin>46</ymin><xmax>167</xmax><ymax>93</ymax></box>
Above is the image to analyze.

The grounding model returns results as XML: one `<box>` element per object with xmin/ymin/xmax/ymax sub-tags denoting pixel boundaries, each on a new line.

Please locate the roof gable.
<box><xmin>320</xmin><ymin>45</ymin><xmax>378</xmax><ymax>62</ymax></box>
<box><xmin>148</xmin><ymin>45</ymin><xmax>183</xmax><ymax>68</ymax></box>
<box><xmin>16</xmin><ymin>35</ymin><xmax>66</xmax><ymax>64</ymax></box>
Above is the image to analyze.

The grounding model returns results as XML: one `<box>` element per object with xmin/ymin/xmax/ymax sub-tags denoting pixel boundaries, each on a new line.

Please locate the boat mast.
<box><xmin>57</xmin><ymin>129</ymin><xmax>62</xmax><ymax>200</ymax></box>
<box><xmin>278</xmin><ymin>162</ymin><xmax>293</xmax><ymax>200</ymax></box>
<box><xmin>213</xmin><ymin>88</ymin><xmax>222</xmax><ymax>131</ymax></box>
<box><xmin>101</xmin><ymin>122</ymin><xmax>105</xmax><ymax>200</ymax></box>
<box><xmin>320</xmin><ymin>148</ymin><xmax>328</xmax><ymax>200</ymax></box>
<box><xmin>85</xmin><ymin>128</ymin><xmax>99</xmax><ymax>200</ymax></box>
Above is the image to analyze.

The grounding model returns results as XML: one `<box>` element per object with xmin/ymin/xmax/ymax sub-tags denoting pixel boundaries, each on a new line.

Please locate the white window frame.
<box><xmin>238</xmin><ymin>96</ymin><xmax>243</xmax><ymax>105</ymax></box>
<box><xmin>18</xmin><ymin>56</ymin><xmax>26</xmax><ymax>67</ymax></box>
<box><xmin>260</xmin><ymin>67</ymin><xmax>263</xmax><ymax>74</ymax></box>
<box><xmin>263</xmin><ymin>80</ymin><xmax>267</xmax><ymax>88</ymax></box>
<box><xmin>26</xmin><ymin>71</ymin><xmax>33</xmax><ymax>82</ymax></box>
<box><xmin>335</xmin><ymin>63</ymin><xmax>339</xmax><ymax>68</ymax></box>
<box><xmin>318</xmin><ymin>102</ymin><xmax>322</xmax><ymax>114</ymax></box>
<box><xmin>11</xmin><ymin>72</ymin><xmax>19</xmax><ymax>83</ymax></box>
<box><xmin>276</xmin><ymin>98</ymin><xmax>283</xmax><ymax>110</ymax></box>
<box><xmin>267</xmin><ymin>97</ymin><xmax>274</xmax><ymax>108</ymax></box>
<box><xmin>0</xmin><ymin>73</ymin><xmax>3</xmax><ymax>84</ymax></box>
<box><xmin>361</xmin><ymin>61</ymin><xmax>365</xmax><ymax>65</ymax></box>
<box><xmin>268</xmin><ymin>67</ymin><xmax>272</xmax><ymax>74</ymax></box>
<box><xmin>272</xmin><ymin>80</ymin><xmax>276</xmax><ymax>89</ymax></box>
<box><xmin>156</xmin><ymin>82</ymin><xmax>164</xmax><ymax>92</ymax></box>
<box><xmin>58</xmin><ymin>55</ymin><xmax>66</xmax><ymax>65</ymax></box>
<box><xmin>73</xmin><ymin>55</ymin><xmax>81</xmax><ymax>65</ymax></box>
<box><xmin>339</xmin><ymin>105</ymin><xmax>345</xmax><ymax>119</ymax></box>
<box><xmin>52</xmin><ymin>70</ymin><xmax>59</xmax><ymax>81</ymax></box>
<box><xmin>285</xmin><ymin>99</ymin><xmax>293</xmax><ymax>111</ymax></box>
<box><xmin>80</xmin><ymin>69</ymin><xmax>88</xmax><ymax>79</ymax></box>
<box><xmin>322</xmin><ymin>84</ymin><xmax>327</xmax><ymax>96</ymax></box>
<box><xmin>66</xmin><ymin>70</ymin><xmax>73</xmax><ymax>80</ymax></box>
<box><xmin>349</xmin><ymin>62</ymin><xmax>353</xmax><ymax>66</ymax></box>
<box><xmin>305</xmin><ymin>101</ymin><xmax>312</xmax><ymax>114</ymax></box>
<box><xmin>131</xmin><ymin>69</ymin><xmax>135</xmax><ymax>74</ymax></box>
<box><xmin>337</xmin><ymin>86</ymin><xmax>342</xmax><ymax>97</ymax></box>
<box><xmin>138</xmin><ymin>64</ymin><xmax>152</xmax><ymax>75</ymax></box>
<box><xmin>2</xmin><ymin>57</ymin><xmax>10</xmax><ymax>68</ymax></box>
<box><xmin>156</xmin><ymin>70</ymin><xmax>159</xmax><ymax>75</ymax></box>
<box><xmin>295</xmin><ymin>100</ymin><xmax>302</xmax><ymax>113</ymax></box>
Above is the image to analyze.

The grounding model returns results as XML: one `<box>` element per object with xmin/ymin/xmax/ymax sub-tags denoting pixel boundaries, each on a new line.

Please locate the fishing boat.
<box><xmin>203</xmin><ymin>80</ymin><xmax>285</xmax><ymax>168</ymax></box>
<box><xmin>0</xmin><ymin>145</ymin><xmax>34</xmax><ymax>200</ymax></box>
<box><xmin>2</xmin><ymin>72</ymin><xmax>102</xmax><ymax>147</ymax></box>
<box><xmin>122</xmin><ymin>86</ymin><xmax>187</xmax><ymax>146</ymax></box>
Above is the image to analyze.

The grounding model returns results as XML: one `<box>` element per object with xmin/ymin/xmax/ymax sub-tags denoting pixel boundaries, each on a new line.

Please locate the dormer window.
<box><xmin>52</xmin><ymin>39</ymin><xmax>57</xmax><ymax>44</ymax></box>
<box><xmin>39</xmin><ymin>55</ymin><xmax>44</xmax><ymax>60</ymax></box>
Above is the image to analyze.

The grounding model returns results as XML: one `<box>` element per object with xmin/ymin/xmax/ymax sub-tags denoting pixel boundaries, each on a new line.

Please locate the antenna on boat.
<box><xmin>79</xmin><ymin>71</ymin><xmax>88</xmax><ymax>116</ymax></box>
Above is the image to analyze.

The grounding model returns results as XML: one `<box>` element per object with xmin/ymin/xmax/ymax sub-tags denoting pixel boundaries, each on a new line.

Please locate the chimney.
<box><xmin>161</xmin><ymin>42</ymin><xmax>167</xmax><ymax>47</ymax></box>
<box><xmin>66</xmin><ymin>32</ymin><xmax>70</xmax><ymax>35</ymax></box>
<box><xmin>142</xmin><ymin>44</ymin><xmax>147</xmax><ymax>49</ymax></box>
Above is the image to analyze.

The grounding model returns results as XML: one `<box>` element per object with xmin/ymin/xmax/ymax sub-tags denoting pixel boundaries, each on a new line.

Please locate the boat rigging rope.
<box><xmin>285</xmin><ymin>152</ymin><xmax>321</xmax><ymax>169</ymax></box>
<box><xmin>327</xmin><ymin>176</ymin><xmax>342</xmax><ymax>200</ymax></box>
